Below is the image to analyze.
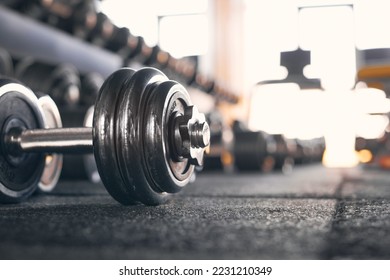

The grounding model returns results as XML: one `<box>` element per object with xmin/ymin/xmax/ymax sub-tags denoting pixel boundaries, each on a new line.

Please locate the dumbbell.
<box><xmin>86</xmin><ymin>12</ymin><xmax>115</xmax><ymax>47</ymax></box>
<box><xmin>125</xmin><ymin>38</ymin><xmax>159</xmax><ymax>71</ymax></box>
<box><xmin>16</xmin><ymin>59</ymin><xmax>81</xmax><ymax>106</ymax></box>
<box><xmin>0</xmin><ymin>67</ymin><xmax>210</xmax><ymax>205</ymax></box>
<box><xmin>232</xmin><ymin>120</ymin><xmax>294</xmax><ymax>172</ymax></box>
<box><xmin>271</xmin><ymin>134</ymin><xmax>294</xmax><ymax>171</ymax></box>
<box><xmin>43</xmin><ymin>0</ymin><xmax>98</xmax><ymax>39</ymax></box>
<box><xmin>79</xmin><ymin>72</ymin><xmax>104</xmax><ymax>107</ymax></box>
<box><xmin>203</xmin><ymin>111</ymin><xmax>234</xmax><ymax>171</ymax></box>
<box><xmin>234</xmin><ymin>130</ymin><xmax>269</xmax><ymax>172</ymax></box>
<box><xmin>105</xmin><ymin>27</ymin><xmax>141</xmax><ymax>60</ymax></box>
<box><xmin>297</xmin><ymin>138</ymin><xmax>325</xmax><ymax>163</ymax></box>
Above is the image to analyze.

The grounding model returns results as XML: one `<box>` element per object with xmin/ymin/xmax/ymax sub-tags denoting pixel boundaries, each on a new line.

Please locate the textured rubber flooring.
<box><xmin>0</xmin><ymin>165</ymin><xmax>389</xmax><ymax>259</ymax></box>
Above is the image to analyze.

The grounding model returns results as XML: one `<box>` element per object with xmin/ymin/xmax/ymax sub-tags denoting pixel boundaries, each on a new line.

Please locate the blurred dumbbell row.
<box><xmin>1</xmin><ymin>46</ymin><xmax>326</xmax><ymax>177</ymax></box>
<box><xmin>0</xmin><ymin>47</ymin><xmax>99</xmax><ymax>183</ymax></box>
<box><xmin>1</xmin><ymin>0</ymin><xmax>238</xmax><ymax>104</ymax></box>
<box><xmin>204</xmin><ymin>111</ymin><xmax>325</xmax><ymax>173</ymax></box>
<box><xmin>0</xmin><ymin>46</ymin><xmax>101</xmax><ymax>107</ymax></box>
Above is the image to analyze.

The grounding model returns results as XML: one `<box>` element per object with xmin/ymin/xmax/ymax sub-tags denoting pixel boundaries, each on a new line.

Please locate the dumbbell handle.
<box><xmin>7</xmin><ymin>127</ymin><xmax>93</xmax><ymax>154</ymax></box>
<box><xmin>6</xmin><ymin>116</ymin><xmax>209</xmax><ymax>164</ymax></box>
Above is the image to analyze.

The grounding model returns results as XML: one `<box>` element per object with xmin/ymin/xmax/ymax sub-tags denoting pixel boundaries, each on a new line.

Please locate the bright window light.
<box><xmin>248</xmin><ymin>83</ymin><xmax>325</xmax><ymax>140</ymax></box>
<box><xmin>159</xmin><ymin>15</ymin><xmax>208</xmax><ymax>58</ymax></box>
<box><xmin>154</xmin><ymin>0</ymin><xmax>207</xmax><ymax>15</ymax></box>
<box><xmin>299</xmin><ymin>5</ymin><xmax>356</xmax><ymax>90</ymax></box>
<box><xmin>100</xmin><ymin>0</ymin><xmax>208</xmax><ymax>55</ymax></box>
<box><xmin>99</xmin><ymin>0</ymin><xmax>159</xmax><ymax>46</ymax></box>
<box><xmin>249</xmin><ymin>84</ymin><xmax>390</xmax><ymax>167</ymax></box>
<box><xmin>243</xmin><ymin>0</ymin><xmax>299</xmax><ymax>85</ymax></box>
<box><xmin>355</xmin><ymin>0</ymin><xmax>390</xmax><ymax>49</ymax></box>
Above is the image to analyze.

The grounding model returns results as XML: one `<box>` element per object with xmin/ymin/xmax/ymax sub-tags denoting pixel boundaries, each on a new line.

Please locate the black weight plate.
<box><xmin>0</xmin><ymin>81</ymin><xmax>45</xmax><ymax>203</ymax></box>
<box><xmin>234</xmin><ymin>131</ymin><xmax>268</xmax><ymax>171</ymax></box>
<box><xmin>93</xmin><ymin>68</ymin><xmax>137</xmax><ymax>205</ymax></box>
<box><xmin>143</xmin><ymin>81</ymin><xmax>194</xmax><ymax>193</ymax></box>
<box><xmin>116</xmin><ymin>68</ymin><xmax>170</xmax><ymax>205</ymax></box>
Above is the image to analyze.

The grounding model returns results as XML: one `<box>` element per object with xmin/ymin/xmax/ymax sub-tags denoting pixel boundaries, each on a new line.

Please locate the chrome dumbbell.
<box><xmin>0</xmin><ymin>67</ymin><xmax>210</xmax><ymax>205</ymax></box>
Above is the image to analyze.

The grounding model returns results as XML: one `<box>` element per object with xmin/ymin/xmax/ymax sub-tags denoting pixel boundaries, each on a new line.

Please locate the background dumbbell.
<box><xmin>297</xmin><ymin>138</ymin><xmax>325</xmax><ymax>164</ymax></box>
<box><xmin>271</xmin><ymin>134</ymin><xmax>294</xmax><ymax>172</ymax></box>
<box><xmin>232</xmin><ymin>121</ymin><xmax>295</xmax><ymax>173</ymax></box>
<box><xmin>0</xmin><ymin>67</ymin><xmax>210</xmax><ymax>205</ymax></box>
<box><xmin>79</xmin><ymin>72</ymin><xmax>104</xmax><ymax>107</ymax></box>
<box><xmin>203</xmin><ymin>111</ymin><xmax>234</xmax><ymax>171</ymax></box>
<box><xmin>49</xmin><ymin>0</ymin><xmax>98</xmax><ymax>39</ymax></box>
<box><xmin>16</xmin><ymin>59</ymin><xmax>81</xmax><ymax>106</ymax></box>
<box><xmin>86</xmin><ymin>12</ymin><xmax>114</xmax><ymax>47</ymax></box>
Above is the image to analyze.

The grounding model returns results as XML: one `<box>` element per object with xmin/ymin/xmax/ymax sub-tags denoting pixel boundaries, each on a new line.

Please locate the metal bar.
<box><xmin>8</xmin><ymin>127</ymin><xmax>93</xmax><ymax>154</ymax></box>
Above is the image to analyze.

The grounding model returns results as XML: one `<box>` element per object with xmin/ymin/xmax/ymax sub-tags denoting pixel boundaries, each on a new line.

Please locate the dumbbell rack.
<box><xmin>0</xmin><ymin>4</ymin><xmax>238</xmax><ymax>104</ymax></box>
<box><xmin>0</xmin><ymin>6</ymin><xmax>121</xmax><ymax>78</ymax></box>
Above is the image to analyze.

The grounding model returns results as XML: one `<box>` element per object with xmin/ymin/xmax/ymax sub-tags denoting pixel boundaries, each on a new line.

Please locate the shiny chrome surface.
<box><xmin>37</xmin><ymin>95</ymin><xmax>63</xmax><ymax>192</ymax></box>
<box><xmin>172</xmin><ymin>105</ymin><xmax>210</xmax><ymax>166</ymax></box>
<box><xmin>7</xmin><ymin>127</ymin><xmax>93</xmax><ymax>154</ymax></box>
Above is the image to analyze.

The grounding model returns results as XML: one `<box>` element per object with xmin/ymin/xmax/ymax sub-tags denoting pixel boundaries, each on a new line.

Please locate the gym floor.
<box><xmin>0</xmin><ymin>164</ymin><xmax>389</xmax><ymax>260</ymax></box>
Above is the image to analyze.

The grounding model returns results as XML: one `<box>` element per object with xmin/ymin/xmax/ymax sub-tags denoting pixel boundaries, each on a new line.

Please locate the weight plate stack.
<box><xmin>94</xmin><ymin>68</ymin><xmax>198</xmax><ymax>205</ymax></box>
<box><xmin>0</xmin><ymin>80</ymin><xmax>46</xmax><ymax>203</ymax></box>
